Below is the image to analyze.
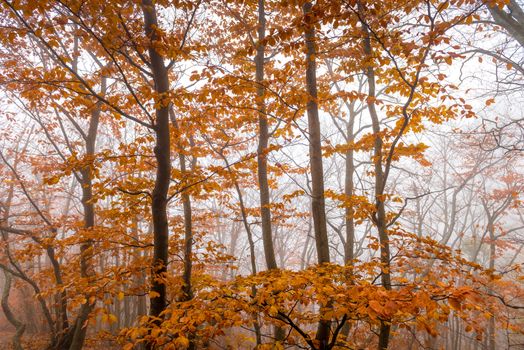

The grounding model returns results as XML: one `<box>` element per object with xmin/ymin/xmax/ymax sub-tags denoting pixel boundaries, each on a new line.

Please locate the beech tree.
<box><xmin>0</xmin><ymin>0</ymin><xmax>523</xmax><ymax>349</ymax></box>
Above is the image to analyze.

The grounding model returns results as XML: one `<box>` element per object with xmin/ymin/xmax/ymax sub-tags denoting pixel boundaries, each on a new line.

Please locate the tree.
<box><xmin>0</xmin><ymin>0</ymin><xmax>523</xmax><ymax>349</ymax></box>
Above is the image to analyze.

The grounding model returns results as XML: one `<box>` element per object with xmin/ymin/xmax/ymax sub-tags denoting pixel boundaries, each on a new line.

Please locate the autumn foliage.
<box><xmin>0</xmin><ymin>0</ymin><xmax>523</xmax><ymax>350</ymax></box>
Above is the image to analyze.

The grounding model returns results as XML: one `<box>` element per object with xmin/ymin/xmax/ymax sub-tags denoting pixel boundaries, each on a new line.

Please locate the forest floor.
<box><xmin>0</xmin><ymin>331</ymin><xmax>48</xmax><ymax>350</ymax></box>
<box><xmin>0</xmin><ymin>331</ymin><xmax>120</xmax><ymax>349</ymax></box>
<box><xmin>0</xmin><ymin>331</ymin><xmax>13</xmax><ymax>349</ymax></box>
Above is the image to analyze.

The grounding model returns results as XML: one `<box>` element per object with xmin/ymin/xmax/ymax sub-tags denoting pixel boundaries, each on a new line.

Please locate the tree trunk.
<box><xmin>303</xmin><ymin>2</ymin><xmax>331</xmax><ymax>348</ymax></box>
<box><xmin>255</xmin><ymin>0</ymin><xmax>284</xmax><ymax>342</ymax></box>
<box><xmin>2</xmin><ymin>270</ymin><xmax>26</xmax><ymax>350</ymax></box>
<box><xmin>360</xmin><ymin>12</ymin><xmax>391</xmax><ymax>350</ymax></box>
<box><xmin>180</xmin><ymin>190</ymin><xmax>194</xmax><ymax>304</ymax></box>
<box><xmin>221</xmin><ymin>152</ymin><xmax>262</xmax><ymax>346</ymax></box>
<box><xmin>141</xmin><ymin>1</ymin><xmax>172</xmax><ymax>338</ymax></box>
<box><xmin>135</xmin><ymin>221</ymin><xmax>149</xmax><ymax>325</ymax></box>
<box><xmin>68</xmin><ymin>75</ymin><xmax>106</xmax><ymax>350</ymax></box>
<box><xmin>488</xmin><ymin>219</ymin><xmax>496</xmax><ymax>350</ymax></box>
<box><xmin>169</xmin><ymin>106</ymin><xmax>195</xmax><ymax>349</ymax></box>
<box><xmin>256</xmin><ymin>0</ymin><xmax>278</xmax><ymax>272</ymax></box>
<box><xmin>302</xmin><ymin>1</ymin><xmax>330</xmax><ymax>266</ymax></box>
<box><xmin>344</xmin><ymin>132</ymin><xmax>355</xmax><ymax>264</ymax></box>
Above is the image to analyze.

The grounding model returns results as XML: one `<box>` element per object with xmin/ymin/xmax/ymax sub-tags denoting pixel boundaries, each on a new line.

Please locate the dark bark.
<box><xmin>256</xmin><ymin>0</ymin><xmax>278</xmax><ymax>272</ymax></box>
<box><xmin>167</xmin><ymin>110</ymin><xmax>194</xmax><ymax>304</ymax></box>
<box><xmin>142</xmin><ymin>0</ymin><xmax>172</xmax><ymax>334</ymax></box>
<box><xmin>302</xmin><ymin>2</ymin><xmax>331</xmax><ymax>349</ymax></box>
<box><xmin>302</xmin><ymin>1</ymin><xmax>330</xmax><ymax>266</ymax></box>
<box><xmin>488</xmin><ymin>220</ymin><xmax>496</xmax><ymax>350</ymax></box>
<box><xmin>68</xmin><ymin>75</ymin><xmax>105</xmax><ymax>350</ymax></box>
<box><xmin>168</xmin><ymin>111</ymin><xmax>196</xmax><ymax>349</ymax></box>
<box><xmin>2</xmin><ymin>269</ymin><xmax>26</xmax><ymax>350</ymax></box>
<box><xmin>255</xmin><ymin>0</ymin><xmax>284</xmax><ymax>342</ymax></box>
<box><xmin>181</xmin><ymin>184</ymin><xmax>194</xmax><ymax>303</ymax></box>
<box><xmin>344</xmin><ymin>112</ymin><xmax>356</xmax><ymax>264</ymax></box>
<box><xmin>47</xmin><ymin>245</ymin><xmax>68</xmax><ymax>335</ymax></box>
<box><xmin>135</xmin><ymin>221</ymin><xmax>149</xmax><ymax>324</ymax></box>
<box><xmin>360</xmin><ymin>13</ymin><xmax>391</xmax><ymax>350</ymax></box>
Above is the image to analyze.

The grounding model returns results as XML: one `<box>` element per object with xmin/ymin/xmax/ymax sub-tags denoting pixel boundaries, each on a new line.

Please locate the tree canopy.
<box><xmin>0</xmin><ymin>0</ymin><xmax>523</xmax><ymax>349</ymax></box>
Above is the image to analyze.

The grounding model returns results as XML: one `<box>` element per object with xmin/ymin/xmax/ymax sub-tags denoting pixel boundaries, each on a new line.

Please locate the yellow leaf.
<box><xmin>268</xmin><ymin>306</ymin><xmax>278</xmax><ymax>317</ymax></box>
<box><xmin>102</xmin><ymin>313</ymin><xmax>118</xmax><ymax>324</ymax></box>
<box><xmin>175</xmin><ymin>336</ymin><xmax>190</xmax><ymax>348</ymax></box>
<box><xmin>369</xmin><ymin>300</ymin><xmax>383</xmax><ymax>314</ymax></box>
<box><xmin>45</xmin><ymin>176</ymin><xmax>60</xmax><ymax>185</ymax></box>
<box><xmin>151</xmin><ymin>328</ymin><xmax>161</xmax><ymax>338</ymax></box>
<box><xmin>449</xmin><ymin>298</ymin><xmax>461</xmax><ymax>311</ymax></box>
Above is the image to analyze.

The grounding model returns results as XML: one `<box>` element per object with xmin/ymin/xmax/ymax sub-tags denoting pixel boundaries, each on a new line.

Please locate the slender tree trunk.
<box><xmin>133</xmin><ymin>221</ymin><xmax>148</xmax><ymax>350</ymax></box>
<box><xmin>135</xmin><ymin>221</ymin><xmax>149</xmax><ymax>325</ymax></box>
<box><xmin>169</xmin><ymin>109</ymin><xmax>196</xmax><ymax>348</ymax></box>
<box><xmin>68</xmin><ymin>76</ymin><xmax>106</xmax><ymax>350</ymax></box>
<box><xmin>112</xmin><ymin>250</ymin><xmax>122</xmax><ymax>333</ymax></box>
<box><xmin>179</xmin><ymin>158</ymin><xmax>194</xmax><ymax>304</ymax></box>
<box><xmin>303</xmin><ymin>2</ymin><xmax>331</xmax><ymax>348</ymax></box>
<box><xmin>180</xmin><ymin>186</ymin><xmax>194</xmax><ymax>329</ymax></box>
<box><xmin>2</xmin><ymin>270</ymin><xmax>26</xmax><ymax>350</ymax></box>
<box><xmin>255</xmin><ymin>0</ymin><xmax>284</xmax><ymax>342</ymax></box>
<box><xmin>302</xmin><ymin>1</ymin><xmax>330</xmax><ymax>266</ymax></box>
<box><xmin>488</xmin><ymin>219</ymin><xmax>496</xmax><ymax>350</ymax></box>
<box><xmin>344</xmin><ymin>129</ymin><xmax>355</xmax><ymax>264</ymax></box>
<box><xmin>256</xmin><ymin>0</ymin><xmax>278</xmax><ymax>272</ymax></box>
<box><xmin>360</xmin><ymin>13</ymin><xmax>391</xmax><ymax>350</ymax></box>
<box><xmin>300</xmin><ymin>218</ymin><xmax>312</xmax><ymax>270</ymax></box>
<box><xmin>221</xmin><ymin>153</ymin><xmax>262</xmax><ymax>346</ymax></box>
<box><xmin>142</xmin><ymin>1</ymin><xmax>172</xmax><ymax>340</ymax></box>
<box><xmin>340</xmin><ymin>97</ymin><xmax>357</xmax><ymax>340</ymax></box>
<box><xmin>123</xmin><ymin>282</ymin><xmax>130</xmax><ymax>328</ymax></box>
<box><xmin>47</xmin><ymin>245</ymin><xmax>68</xmax><ymax>338</ymax></box>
